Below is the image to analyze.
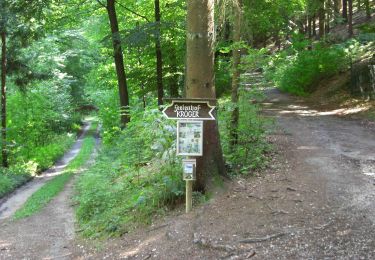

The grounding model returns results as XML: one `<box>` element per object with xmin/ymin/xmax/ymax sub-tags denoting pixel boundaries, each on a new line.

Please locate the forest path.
<box><xmin>0</xmin><ymin>121</ymin><xmax>100</xmax><ymax>259</ymax></box>
<box><xmin>70</xmin><ymin>88</ymin><xmax>375</xmax><ymax>259</ymax></box>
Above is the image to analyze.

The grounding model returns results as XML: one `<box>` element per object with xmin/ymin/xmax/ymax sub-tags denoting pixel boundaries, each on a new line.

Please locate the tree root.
<box><xmin>238</xmin><ymin>232</ymin><xmax>287</xmax><ymax>244</ymax></box>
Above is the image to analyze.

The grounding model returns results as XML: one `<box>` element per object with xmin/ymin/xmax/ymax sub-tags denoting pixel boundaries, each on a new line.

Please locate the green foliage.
<box><xmin>75</xmin><ymin>107</ymin><xmax>184</xmax><ymax>238</ymax></box>
<box><xmin>266</xmin><ymin>42</ymin><xmax>349</xmax><ymax>95</ymax></box>
<box><xmin>0</xmin><ymin>164</ymin><xmax>34</xmax><ymax>198</ymax></box>
<box><xmin>13</xmin><ymin>123</ymin><xmax>97</xmax><ymax>219</ymax></box>
<box><xmin>219</xmin><ymin>90</ymin><xmax>272</xmax><ymax>175</ymax></box>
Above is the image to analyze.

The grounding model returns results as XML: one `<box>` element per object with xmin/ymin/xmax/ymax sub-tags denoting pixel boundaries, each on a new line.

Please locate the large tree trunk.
<box><xmin>107</xmin><ymin>0</ymin><xmax>130</xmax><ymax>128</ymax></box>
<box><xmin>1</xmin><ymin>31</ymin><xmax>8</xmax><ymax>168</ymax></box>
<box><xmin>318</xmin><ymin>0</ymin><xmax>325</xmax><ymax>39</ymax></box>
<box><xmin>364</xmin><ymin>0</ymin><xmax>371</xmax><ymax>19</ymax></box>
<box><xmin>186</xmin><ymin>0</ymin><xmax>225</xmax><ymax>191</ymax></box>
<box><xmin>343</xmin><ymin>0</ymin><xmax>348</xmax><ymax>21</ymax></box>
<box><xmin>154</xmin><ymin>0</ymin><xmax>164</xmax><ymax>106</ymax></box>
<box><xmin>230</xmin><ymin>0</ymin><xmax>242</xmax><ymax>149</ymax></box>
<box><xmin>348</xmin><ymin>0</ymin><xmax>353</xmax><ymax>37</ymax></box>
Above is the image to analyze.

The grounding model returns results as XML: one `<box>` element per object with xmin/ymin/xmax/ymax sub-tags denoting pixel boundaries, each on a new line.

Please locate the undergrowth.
<box><xmin>218</xmin><ymin>89</ymin><xmax>272</xmax><ymax>175</ymax></box>
<box><xmin>75</xmin><ymin>108</ymin><xmax>184</xmax><ymax>238</ymax></box>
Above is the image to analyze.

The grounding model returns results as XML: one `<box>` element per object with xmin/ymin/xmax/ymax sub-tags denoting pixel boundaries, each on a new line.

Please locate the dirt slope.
<box><xmin>66</xmin><ymin>88</ymin><xmax>374</xmax><ymax>259</ymax></box>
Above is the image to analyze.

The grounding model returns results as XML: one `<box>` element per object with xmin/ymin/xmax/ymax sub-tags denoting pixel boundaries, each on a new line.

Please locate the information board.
<box><xmin>177</xmin><ymin>121</ymin><xmax>203</xmax><ymax>156</ymax></box>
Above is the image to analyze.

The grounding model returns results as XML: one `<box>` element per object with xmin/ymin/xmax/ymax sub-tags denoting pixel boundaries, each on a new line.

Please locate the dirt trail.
<box><xmin>70</xmin><ymin>88</ymin><xmax>375</xmax><ymax>259</ymax></box>
<box><xmin>0</xmin><ymin>123</ymin><xmax>91</xmax><ymax>220</ymax></box>
<box><xmin>0</xmin><ymin>122</ymin><xmax>99</xmax><ymax>259</ymax></box>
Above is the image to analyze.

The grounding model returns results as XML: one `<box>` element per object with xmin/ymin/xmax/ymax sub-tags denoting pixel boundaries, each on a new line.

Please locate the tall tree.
<box><xmin>154</xmin><ymin>0</ymin><xmax>163</xmax><ymax>106</ymax></box>
<box><xmin>1</xmin><ymin>29</ymin><xmax>7</xmax><ymax>168</ymax></box>
<box><xmin>105</xmin><ymin>0</ymin><xmax>130</xmax><ymax>127</ymax></box>
<box><xmin>0</xmin><ymin>1</ymin><xmax>8</xmax><ymax>168</ymax></box>
<box><xmin>186</xmin><ymin>0</ymin><xmax>225</xmax><ymax>191</ymax></box>
<box><xmin>348</xmin><ymin>0</ymin><xmax>353</xmax><ymax>37</ymax></box>
<box><xmin>318</xmin><ymin>0</ymin><xmax>325</xmax><ymax>39</ymax></box>
<box><xmin>364</xmin><ymin>0</ymin><xmax>371</xmax><ymax>20</ymax></box>
<box><xmin>230</xmin><ymin>0</ymin><xmax>242</xmax><ymax>149</ymax></box>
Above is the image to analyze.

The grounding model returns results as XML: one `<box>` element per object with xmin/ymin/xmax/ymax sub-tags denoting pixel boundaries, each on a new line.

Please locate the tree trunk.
<box><xmin>106</xmin><ymin>0</ymin><xmax>130</xmax><ymax>128</ymax></box>
<box><xmin>169</xmin><ymin>47</ymin><xmax>179</xmax><ymax>98</ymax></box>
<box><xmin>348</xmin><ymin>0</ymin><xmax>353</xmax><ymax>37</ymax></box>
<box><xmin>318</xmin><ymin>0</ymin><xmax>325</xmax><ymax>39</ymax></box>
<box><xmin>313</xmin><ymin>14</ymin><xmax>317</xmax><ymax>36</ymax></box>
<box><xmin>364</xmin><ymin>0</ymin><xmax>371</xmax><ymax>19</ymax></box>
<box><xmin>230</xmin><ymin>0</ymin><xmax>242</xmax><ymax>149</ymax></box>
<box><xmin>308</xmin><ymin>15</ymin><xmax>312</xmax><ymax>38</ymax></box>
<box><xmin>326</xmin><ymin>0</ymin><xmax>331</xmax><ymax>34</ymax></box>
<box><xmin>154</xmin><ymin>0</ymin><xmax>163</xmax><ymax>107</ymax></box>
<box><xmin>1</xmin><ymin>31</ymin><xmax>8</xmax><ymax>168</ymax></box>
<box><xmin>333</xmin><ymin>0</ymin><xmax>341</xmax><ymax>23</ymax></box>
<box><xmin>186</xmin><ymin>0</ymin><xmax>225</xmax><ymax>191</ymax></box>
<box><xmin>343</xmin><ymin>0</ymin><xmax>348</xmax><ymax>21</ymax></box>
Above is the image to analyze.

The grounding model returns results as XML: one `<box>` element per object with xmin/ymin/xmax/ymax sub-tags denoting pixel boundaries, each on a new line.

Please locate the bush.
<box><xmin>218</xmin><ymin>89</ymin><xmax>272</xmax><ymax>175</ymax></box>
<box><xmin>0</xmin><ymin>164</ymin><xmax>35</xmax><ymax>198</ymax></box>
<box><xmin>75</xmin><ymin>107</ymin><xmax>184</xmax><ymax>237</ymax></box>
<box><xmin>267</xmin><ymin>43</ymin><xmax>349</xmax><ymax>95</ymax></box>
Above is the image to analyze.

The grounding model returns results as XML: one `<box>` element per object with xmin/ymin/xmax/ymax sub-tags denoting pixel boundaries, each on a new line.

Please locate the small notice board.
<box><xmin>177</xmin><ymin>121</ymin><xmax>203</xmax><ymax>156</ymax></box>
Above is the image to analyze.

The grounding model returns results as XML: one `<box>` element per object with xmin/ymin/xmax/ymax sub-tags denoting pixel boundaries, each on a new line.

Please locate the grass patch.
<box><xmin>13</xmin><ymin>121</ymin><xmax>97</xmax><ymax>220</ymax></box>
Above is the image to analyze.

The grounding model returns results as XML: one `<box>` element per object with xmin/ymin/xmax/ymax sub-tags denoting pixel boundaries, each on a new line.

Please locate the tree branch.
<box><xmin>96</xmin><ymin>0</ymin><xmax>107</xmax><ymax>9</ymax></box>
<box><xmin>115</xmin><ymin>0</ymin><xmax>150</xmax><ymax>22</ymax></box>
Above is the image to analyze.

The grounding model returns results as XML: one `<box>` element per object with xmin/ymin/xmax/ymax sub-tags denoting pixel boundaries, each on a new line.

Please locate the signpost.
<box><xmin>163</xmin><ymin>99</ymin><xmax>216</xmax><ymax>213</ymax></box>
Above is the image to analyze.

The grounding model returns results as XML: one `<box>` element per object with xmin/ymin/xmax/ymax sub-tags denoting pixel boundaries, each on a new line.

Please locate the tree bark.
<box><xmin>154</xmin><ymin>0</ymin><xmax>164</xmax><ymax>107</ymax></box>
<box><xmin>343</xmin><ymin>0</ymin><xmax>348</xmax><ymax>21</ymax></box>
<box><xmin>106</xmin><ymin>0</ymin><xmax>130</xmax><ymax>128</ymax></box>
<box><xmin>318</xmin><ymin>0</ymin><xmax>325</xmax><ymax>39</ymax></box>
<box><xmin>308</xmin><ymin>15</ymin><xmax>312</xmax><ymax>38</ymax></box>
<box><xmin>348</xmin><ymin>0</ymin><xmax>353</xmax><ymax>37</ymax></box>
<box><xmin>1</xmin><ymin>31</ymin><xmax>8</xmax><ymax>168</ymax></box>
<box><xmin>230</xmin><ymin>0</ymin><xmax>242</xmax><ymax>149</ymax></box>
<box><xmin>186</xmin><ymin>0</ymin><xmax>225</xmax><ymax>191</ymax></box>
<box><xmin>313</xmin><ymin>14</ymin><xmax>317</xmax><ymax>36</ymax></box>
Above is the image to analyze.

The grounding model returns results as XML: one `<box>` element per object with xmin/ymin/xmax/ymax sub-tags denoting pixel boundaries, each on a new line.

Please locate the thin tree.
<box><xmin>1</xmin><ymin>29</ymin><xmax>8</xmax><ymax>168</ymax></box>
<box><xmin>318</xmin><ymin>0</ymin><xmax>325</xmax><ymax>39</ymax></box>
<box><xmin>333</xmin><ymin>0</ymin><xmax>341</xmax><ymax>23</ymax></box>
<box><xmin>101</xmin><ymin>0</ymin><xmax>130</xmax><ymax>127</ymax></box>
<box><xmin>364</xmin><ymin>0</ymin><xmax>371</xmax><ymax>20</ymax></box>
<box><xmin>230</xmin><ymin>0</ymin><xmax>242</xmax><ymax>149</ymax></box>
<box><xmin>154</xmin><ymin>0</ymin><xmax>163</xmax><ymax>107</ymax></box>
<box><xmin>343</xmin><ymin>0</ymin><xmax>348</xmax><ymax>21</ymax></box>
<box><xmin>348</xmin><ymin>0</ymin><xmax>353</xmax><ymax>37</ymax></box>
<box><xmin>0</xmin><ymin>2</ymin><xmax>8</xmax><ymax>168</ymax></box>
<box><xmin>186</xmin><ymin>0</ymin><xmax>225</xmax><ymax>191</ymax></box>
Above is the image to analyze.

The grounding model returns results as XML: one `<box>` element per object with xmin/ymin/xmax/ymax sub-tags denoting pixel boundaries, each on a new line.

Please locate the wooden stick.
<box><xmin>186</xmin><ymin>180</ymin><xmax>193</xmax><ymax>213</ymax></box>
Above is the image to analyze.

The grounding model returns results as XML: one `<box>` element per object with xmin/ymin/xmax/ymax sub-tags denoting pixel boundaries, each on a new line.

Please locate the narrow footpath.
<box><xmin>0</xmin><ymin>122</ymin><xmax>99</xmax><ymax>259</ymax></box>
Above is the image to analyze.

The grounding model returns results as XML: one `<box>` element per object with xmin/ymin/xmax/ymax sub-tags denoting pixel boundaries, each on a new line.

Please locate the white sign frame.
<box><xmin>177</xmin><ymin>121</ymin><xmax>203</xmax><ymax>156</ymax></box>
<box><xmin>182</xmin><ymin>159</ymin><xmax>197</xmax><ymax>180</ymax></box>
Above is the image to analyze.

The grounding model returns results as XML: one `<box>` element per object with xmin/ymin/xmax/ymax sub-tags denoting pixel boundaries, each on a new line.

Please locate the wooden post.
<box><xmin>186</xmin><ymin>180</ymin><xmax>193</xmax><ymax>213</ymax></box>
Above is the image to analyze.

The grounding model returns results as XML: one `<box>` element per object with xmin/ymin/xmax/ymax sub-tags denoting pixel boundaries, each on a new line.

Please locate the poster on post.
<box><xmin>177</xmin><ymin>121</ymin><xmax>203</xmax><ymax>156</ymax></box>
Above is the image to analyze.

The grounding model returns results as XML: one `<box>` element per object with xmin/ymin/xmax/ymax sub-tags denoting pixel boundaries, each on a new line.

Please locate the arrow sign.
<box><xmin>162</xmin><ymin>100</ymin><xmax>216</xmax><ymax>120</ymax></box>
